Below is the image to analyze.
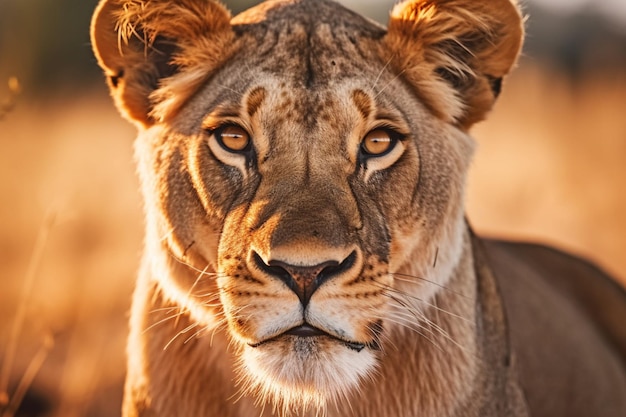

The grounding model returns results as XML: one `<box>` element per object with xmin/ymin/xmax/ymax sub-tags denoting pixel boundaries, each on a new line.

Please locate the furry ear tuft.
<box><xmin>91</xmin><ymin>0</ymin><xmax>234</xmax><ymax>127</ymax></box>
<box><xmin>383</xmin><ymin>0</ymin><xmax>524</xmax><ymax>129</ymax></box>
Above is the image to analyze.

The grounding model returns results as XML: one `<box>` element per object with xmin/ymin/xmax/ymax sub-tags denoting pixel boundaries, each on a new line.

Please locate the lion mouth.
<box><xmin>248</xmin><ymin>324</ymin><xmax>372</xmax><ymax>352</ymax></box>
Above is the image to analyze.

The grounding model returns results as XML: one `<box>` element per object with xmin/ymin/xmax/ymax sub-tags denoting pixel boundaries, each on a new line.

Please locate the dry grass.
<box><xmin>0</xmin><ymin>64</ymin><xmax>624</xmax><ymax>415</ymax></box>
<box><xmin>0</xmin><ymin>90</ymin><xmax>141</xmax><ymax>416</ymax></box>
<box><xmin>468</xmin><ymin>64</ymin><xmax>626</xmax><ymax>282</ymax></box>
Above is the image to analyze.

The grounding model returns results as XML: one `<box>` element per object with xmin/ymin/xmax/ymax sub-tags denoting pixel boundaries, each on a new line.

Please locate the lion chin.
<box><xmin>238</xmin><ymin>335</ymin><xmax>377</xmax><ymax>413</ymax></box>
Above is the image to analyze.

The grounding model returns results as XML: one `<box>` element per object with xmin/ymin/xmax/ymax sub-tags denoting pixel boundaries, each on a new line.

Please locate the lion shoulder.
<box><xmin>483</xmin><ymin>238</ymin><xmax>626</xmax><ymax>416</ymax></box>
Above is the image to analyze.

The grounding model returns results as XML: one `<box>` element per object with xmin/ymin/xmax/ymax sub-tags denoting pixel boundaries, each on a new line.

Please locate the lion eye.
<box><xmin>361</xmin><ymin>129</ymin><xmax>396</xmax><ymax>156</ymax></box>
<box><xmin>215</xmin><ymin>125</ymin><xmax>251</xmax><ymax>153</ymax></box>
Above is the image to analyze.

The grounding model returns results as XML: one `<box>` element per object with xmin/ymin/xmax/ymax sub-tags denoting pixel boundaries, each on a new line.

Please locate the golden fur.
<box><xmin>90</xmin><ymin>0</ymin><xmax>626</xmax><ymax>416</ymax></box>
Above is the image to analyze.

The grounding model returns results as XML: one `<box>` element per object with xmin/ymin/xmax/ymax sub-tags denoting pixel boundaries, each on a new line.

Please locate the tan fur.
<box><xmin>384</xmin><ymin>0</ymin><xmax>524</xmax><ymax>128</ymax></box>
<box><xmin>91</xmin><ymin>0</ymin><xmax>235</xmax><ymax>126</ymax></box>
<box><xmin>90</xmin><ymin>0</ymin><xmax>626</xmax><ymax>416</ymax></box>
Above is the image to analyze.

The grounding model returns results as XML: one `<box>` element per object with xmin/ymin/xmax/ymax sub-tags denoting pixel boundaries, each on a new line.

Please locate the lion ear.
<box><xmin>90</xmin><ymin>0</ymin><xmax>233</xmax><ymax>127</ymax></box>
<box><xmin>383</xmin><ymin>0</ymin><xmax>524</xmax><ymax>129</ymax></box>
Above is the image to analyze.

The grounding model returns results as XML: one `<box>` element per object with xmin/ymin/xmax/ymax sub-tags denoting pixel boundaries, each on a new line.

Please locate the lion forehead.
<box><xmin>230</xmin><ymin>0</ymin><xmax>386</xmax><ymax>87</ymax></box>
<box><xmin>159</xmin><ymin>1</ymin><xmax>391</xmax><ymax>128</ymax></box>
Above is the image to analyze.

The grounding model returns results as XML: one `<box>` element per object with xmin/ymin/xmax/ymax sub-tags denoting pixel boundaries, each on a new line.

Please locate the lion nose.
<box><xmin>252</xmin><ymin>250</ymin><xmax>358</xmax><ymax>306</ymax></box>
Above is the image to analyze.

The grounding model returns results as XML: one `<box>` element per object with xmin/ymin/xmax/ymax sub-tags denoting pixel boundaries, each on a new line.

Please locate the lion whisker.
<box><xmin>387</xmin><ymin>306</ymin><xmax>465</xmax><ymax>354</ymax></box>
<box><xmin>190</xmin><ymin>264</ymin><xmax>212</xmax><ymax>286</ymax></box>
<box><xmin>419</xmin><ymin>315</ymin><xmax>473</xmax><ymax>355</ymax></box>
<box><xmin>374</xmin><ymin>280</ymin><xmax>472</xmax><ymax>324</ymax></box>
<box><xmin>382</xmin><ymin>292</ymin><xmax>473</xmax><ymax>355</ymax></box>
<box><xmin>391</xmin><ymin>272</ymin><xmax>471</xmax><ymax>299</ymax></box>
<box><xmin>197</xmin><ymin>300</ymin><xmax>222</xmax><ymax>308</ymax></box>
<box><xmin>169</xmin><ymin>252</ymin><xmax>218</xmax><ymax>275</ymax></box>
<box><xmin>148</xmin><ymin>306</ymin><xmax>182</xmax><ymax>314</ymax></box>
<box><xmin>370</xmin><ymin>55</ymin><xmax>394</xmax><ymax>91</ymax></box>
<box><xmin>373</xmin><ymin>68</ymin><xmax>406</xmax><ymax>100</ymax></box>
<box><xmin>205</xmin><ymin>319</ymin><xmax>229</xmax><ymax>348</ymax></box>
<box><xmin>143</xmin><ymin>310</ymin><xmax>189</xmax><ymax>334</ymax></box>
<box><xmin>177</xmin><ymin>263</ymin><xmax>212</xmax><ymax>322</ymax></box>
<box><xmin>374</xmin><ymin>292</ymin><xmax>447</xmax><ymax>350</ymax></box>
<box><xmin>163</xmin><ymin>322</ymin><xmax>200</xmax><ymax>351</ymax></box>
<box><xmin>376</xmin><ymin>286</ymin><xmax>472</xmax><ymax>354</ymax></box>
<box><xmin>380</xmin><ymin>311</ymin><xmax>446</xmax><ymax>353</ymax></box>
<box><xmin>183</xmin><ymin>325</ymin><xmax>209</xmax><ymax>345</ymax></box>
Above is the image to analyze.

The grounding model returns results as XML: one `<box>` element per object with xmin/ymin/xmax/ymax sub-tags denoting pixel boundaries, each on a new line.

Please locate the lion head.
<box><xmin>92</xmin><ymin>0</ymin><xmax>523</xmax><ymax>413</ymax></box>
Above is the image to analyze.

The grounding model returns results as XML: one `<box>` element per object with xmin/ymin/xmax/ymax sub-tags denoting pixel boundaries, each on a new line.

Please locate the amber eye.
<box><xmin>214</xmin><ymin>125</ymin><xmax>251</xmax><ymax>153</ymax></box>
<box><xmin>361</xmin><ymin>129</ymin><xmax>396</xmax><ymax>156</ymax></box>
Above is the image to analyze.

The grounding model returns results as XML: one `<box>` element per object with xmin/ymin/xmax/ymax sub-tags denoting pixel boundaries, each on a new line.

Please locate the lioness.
<box><xmin>90</xmin><ymin>0</ymin><xmax>626</xmax><ymax>416</ymax></box>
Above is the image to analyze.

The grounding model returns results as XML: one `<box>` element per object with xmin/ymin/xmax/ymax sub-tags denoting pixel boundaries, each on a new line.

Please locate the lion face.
<box><xmin>145</xmin><ymin>36</ymin><xmax>472</xmax><ymax>411</ymax></box>
<box><xmin>91</xmin><ymin>0</ymin><xmax>523</xmax><ymax>412</ymax></box>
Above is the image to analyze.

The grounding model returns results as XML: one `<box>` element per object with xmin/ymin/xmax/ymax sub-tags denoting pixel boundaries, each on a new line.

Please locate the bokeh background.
<box><xmin>1</xmin><ymin>0</ymin><xmax>625</xmax><ymax>416</ymax></box>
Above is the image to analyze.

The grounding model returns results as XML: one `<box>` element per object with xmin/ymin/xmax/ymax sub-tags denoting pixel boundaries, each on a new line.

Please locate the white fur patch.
<box><xmin>237</xmin><ymin>338</ymin><xmax>377</xmax><ymax>416</ymax></box>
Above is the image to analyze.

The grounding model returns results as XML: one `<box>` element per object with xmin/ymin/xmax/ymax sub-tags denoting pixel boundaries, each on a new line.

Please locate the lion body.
<box><xmin>90</xmin><ymin>0</ymin><xmax>626</xmax><ymax>416</ymax></box>
<box><xmin>488</xmin><ymin>240</ymin><xmax>626</xmax><ymax>416</ymax></box>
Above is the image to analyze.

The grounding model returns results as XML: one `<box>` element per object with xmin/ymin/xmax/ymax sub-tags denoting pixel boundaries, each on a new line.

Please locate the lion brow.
<box><xmin>245</xmin><ymin>87</ymin><xmax>267</xmax><ymax>118</ymax></box>
<box><xmin>201</xmin><ymin>104</ymin><xmax>243</xmax><ymax>129</ymax></box>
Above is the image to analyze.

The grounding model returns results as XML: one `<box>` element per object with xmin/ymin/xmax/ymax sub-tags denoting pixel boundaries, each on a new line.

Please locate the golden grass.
<box><xmin>0</xmin><ymin>90</ymin><xmax>141</xmax><ymax>416</ymax></box>
<box><xmin>468</xmin><ymin>64</ymin><xmax>626</xmax><ymax>282</ymax></box>
<box><xmin>0</xmin><ymin>64</ymin><xmax>624</xmax><ymax>415</ymax></box>
<box><xmin>1</xmin><ymin>213</ymin><xmax>54</xmax><ymax>417</ymax></box>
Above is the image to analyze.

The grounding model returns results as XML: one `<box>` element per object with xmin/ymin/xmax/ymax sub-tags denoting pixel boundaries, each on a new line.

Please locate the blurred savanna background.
<box><xmin>1</xmin><ymin>0</ymin><xmax>625</xmax><ymax>416</ymax></box>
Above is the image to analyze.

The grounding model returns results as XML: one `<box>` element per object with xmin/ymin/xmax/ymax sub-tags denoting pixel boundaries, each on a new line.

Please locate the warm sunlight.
<box><xmin>1</xmin><ymin>0</ymin><xmax>624</xmax><ymax>416</ymax></box>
